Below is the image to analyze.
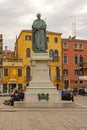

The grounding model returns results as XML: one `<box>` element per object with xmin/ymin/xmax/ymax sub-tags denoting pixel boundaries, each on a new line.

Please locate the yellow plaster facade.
<box><xmin>3</xmin><ymin>59</ymin><xmax>24</xmax><ymax>93</ymax></box>
<box><xmin>2</xmin><ymin>30</ymin><xmax>63</xmax><ymax>93</ymax></box>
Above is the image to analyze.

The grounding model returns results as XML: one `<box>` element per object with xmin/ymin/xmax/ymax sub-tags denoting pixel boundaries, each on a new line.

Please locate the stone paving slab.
<box><xmin>0</xmin><ymin>109</ymin><xmax>87</xmax><ymax>130</ymax></box>
<box><xmin>0</xmin><ymin>96</ymin><xmax>87</xmax><ymax>130</ymax></box>
<box><xmin>0</xmin><ymin>101</ymin><xmax>82</xmax><ymax>111</ymax></box>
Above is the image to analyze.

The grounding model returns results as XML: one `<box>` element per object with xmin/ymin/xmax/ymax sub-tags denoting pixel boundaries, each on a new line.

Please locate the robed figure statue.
<box><xmin>32</xmin><ymin>13</ymin><xmax>48</xmax><ymax>53</ymax></box>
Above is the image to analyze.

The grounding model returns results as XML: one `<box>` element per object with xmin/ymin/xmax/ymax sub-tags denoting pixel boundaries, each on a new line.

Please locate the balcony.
<box><xmin>3</xmin><ymin>58</ymin><xmax>23</xmax><ymax>67</ymax></box>
<box><xmin>3</xmin><ymin>58</ymin><xmax>23</xmax><ymax>62</ymax></box>
<box><xmin>79</xmin><ymin>62</ymin><xmax>87</xmax><ymax>69</ymax></box>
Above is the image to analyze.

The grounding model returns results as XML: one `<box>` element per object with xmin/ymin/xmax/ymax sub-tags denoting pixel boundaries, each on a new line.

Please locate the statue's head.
<box><xmin>37</xmin><ymin>13</ymin><xmax>41</xmax><ymax>19</ymax></box>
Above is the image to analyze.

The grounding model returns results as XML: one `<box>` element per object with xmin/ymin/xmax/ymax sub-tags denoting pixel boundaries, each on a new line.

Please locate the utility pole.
<box><xmin>71</xmin><ymin>16</ymin><xmax>76</xmax><ymax>38</ymax></box>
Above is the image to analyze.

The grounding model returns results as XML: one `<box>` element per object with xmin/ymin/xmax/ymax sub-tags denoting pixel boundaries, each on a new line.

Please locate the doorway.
<box><xmin>64</xmin><ymin>80</ymin><xmax>69</xmax><ymax>89</ymax></box>
<box><xmin>8</xmin><ymin>83</ymin><xmax>16</xmax><ymax>93</ymax></box>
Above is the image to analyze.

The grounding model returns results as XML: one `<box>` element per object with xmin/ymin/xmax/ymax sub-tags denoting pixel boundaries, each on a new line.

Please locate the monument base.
<box><xmin>26</xmin><ymin>87</ymin><xmax>60</xmax><ymax>103</ymax></box>
<box><xmin>27</xmin><ymin>53</ymin><xmax>60</xmax><ymax>103</ymax></box>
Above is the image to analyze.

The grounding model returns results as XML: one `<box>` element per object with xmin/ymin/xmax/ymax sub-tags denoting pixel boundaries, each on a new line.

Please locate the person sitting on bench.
<box><xmin>18</xmin><ymin>87</ymin><xmax>25</xmax><ymax>101</ymax></box>
<box><xmin>3</xmin><ymin>87</ymin><xmax>25</xmax><ymax>106</ymax></box>
<box><xmin>61</xmin><ymin>89</ymin><xmax>74</xmax><ymax>102</ymax></box>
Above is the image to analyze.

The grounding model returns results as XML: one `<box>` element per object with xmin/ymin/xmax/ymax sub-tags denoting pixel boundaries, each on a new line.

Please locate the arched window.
<box><xmin>26</xmin><ymin>48</ymin><xmax>30</xmax><ymax>57</ymax></box>
<box><xmin>26</xmin><ymin>66</ymin><xmax>30</xmax><ymax>81</ymax></box>
<box><xmin>79</xmin><ymin>55</ymin><xmax>84</xmax><ymax>67</ymax></box>
<box><xmin>74</xmin><ymin>55</ymin><xmax>78</xmax><ymax>64</ymax></box>
<box><xmin>54</xmin><ymin>50</ymin><xmax>58</xmax><ymax>61</ymax></box>
<box><xmin>56</xmin><ymin>67</ymin><xmax>60</xmax><ymax>81</ymax></box>
<box><xmin>79</xmin><ymin>55</ymin><xmax>84</xmax><ymax>62</ymax></box>
<box><xmin>49</xmin><ymin>49</ymin><xmax>54</xmax><ymax>61</ymax></box>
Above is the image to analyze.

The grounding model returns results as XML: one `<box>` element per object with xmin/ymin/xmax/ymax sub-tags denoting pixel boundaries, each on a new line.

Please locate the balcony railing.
<box><xmin>3</xmin><ymin>58</ymin><xmax>23</xmax><ymax>62</ymax></box>
<box><xmin>79</xmin><ymin>62</ymin><xmax>87</xmax><ymax>69</ymax></box>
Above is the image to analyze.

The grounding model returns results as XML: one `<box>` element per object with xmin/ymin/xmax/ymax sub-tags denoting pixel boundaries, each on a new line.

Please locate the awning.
<box><xmin>79</xmin><ymin>76</ymin><xmax>87</xmax><ymax>80</ymax></box>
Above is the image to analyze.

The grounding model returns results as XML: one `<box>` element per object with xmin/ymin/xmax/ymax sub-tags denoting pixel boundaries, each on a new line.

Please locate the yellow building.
<box><xmin>15</xmin><ymin>30</ymin><xmax>63</xmax><ymax>90</ymax></box>
<box><xmin>3</xmin><ymin>58</ymin><xmax>24</xmax><ymax>93</ymax></box>
<box><xmin>2</xmin><ymin>30</ymin><xmax>62</xmax><ymax>93</ymax></box>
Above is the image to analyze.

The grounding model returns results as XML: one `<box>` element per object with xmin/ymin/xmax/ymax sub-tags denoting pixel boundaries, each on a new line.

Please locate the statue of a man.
<box><xmin>32</xmin><ymin>13</ymin><xmax>48</xmax><ymax>53</ymax></box>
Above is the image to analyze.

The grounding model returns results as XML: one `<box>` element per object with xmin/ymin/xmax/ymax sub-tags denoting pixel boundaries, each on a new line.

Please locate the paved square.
<box><xmin>0</xmin><ymin>96</ymin><xmax>87</xmax><ymax>130</ymax></box>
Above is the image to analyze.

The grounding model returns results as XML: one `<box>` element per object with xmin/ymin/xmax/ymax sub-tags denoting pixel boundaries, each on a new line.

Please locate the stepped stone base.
<box><xmin>14</xmin><ymin>99</ymin><xmax>75</xmax><ymax>109</ymax></box>
<box><xmin>29</xmin><ymin>81</ymin><xmax>54</xmax><ymax>88</ymax></box>
<box><xmin>26</xmin><ymin>87</ymin><xmax>60</xmax><ymax>103</ymax></box>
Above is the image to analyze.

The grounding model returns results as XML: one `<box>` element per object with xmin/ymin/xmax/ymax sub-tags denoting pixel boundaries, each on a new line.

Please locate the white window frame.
<box><xmin>63</xmin><ymin>55</ymin><xmax>68</xmax><ymax>64</ymax></box>
<box><xmin>63</xmin><ymin>43</ymin><xmax>68</xmax><ymax>49</ymax></box>
<box><xmin>79</xmin><ymin>44</ymin><xmax>83</xmax><ymax>50</ymax></box>
<box><xmin>73</xmin><ymin>44</ymin><xmax>78</xmax><ymax>50</ymax></box>
<box><xmin>74</xmin><ymin>69</ymin><xmax>79</xmax><ymax>76</ymax></box>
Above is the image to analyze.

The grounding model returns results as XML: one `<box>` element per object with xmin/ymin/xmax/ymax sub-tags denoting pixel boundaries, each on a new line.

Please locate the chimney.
<box><xmin>69</xmin><ymin>36</ymin><xmax>71</xmax><ymax>40</ymax></box>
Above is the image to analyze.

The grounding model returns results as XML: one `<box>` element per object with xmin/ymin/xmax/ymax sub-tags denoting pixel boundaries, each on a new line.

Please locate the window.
<box><xmin>73</xmin><ymin>44</ymin><xmax>78</xmax><ymax>49</ymax></box>
<box><xmin>25</xmin><ymin>35</ymin><xmax>32</xmax><ymax>41</ymax></box>
<box><xmin>80</xmin><ymin>80</ymin><xmax>83</xmax><ymax>84</ymax></box>
<box><xmin>49</xmin><ymin>49</ymin><xmax>54</xmax><ymax>61</ymax></box>
<box><xmin>26</xmin><ymin>48</ymin><xmax>30</xmax><ymax>57</ymax></box>
<box><xmin>63</xmin><ymin>69</ymin><xmax>68</xmax><ymax>75</ymax></box>
<box><xmin>26</xmin><ymin>66</ymin><xmax>30</xmax><ymax>81</ymax></box>
<box><xmin>18</xmin><ymin>69</ymin><xmax>22</xmax><ymax>77</ymax></box>
<box><xmin>63</xmin><ymin>55</ymin><xmax>68</xmax><ymax>64</ymax></box>
<box><xmin>0</xmin><ymin>58</ymin><xmax>2</xmax><ymax>65</ymax></box>
<box><xmin>4</xmin><ymin>68</ymin><xmax>8</xmax><ymax>76</ymax></box>
<box><xmin>79</xmin><ymin>55</ymin><xmax>84</xmax><ymax>63</ymax></box>
<box><xmin>79</xmin><ymin>44</ymin><xmax>83</xmax><ymax>50</ymax></box>
<box><xmin>3</xmin><ymin>84</ymin><xmax>7</xmax><ymax>93</ymax></box>
<box><xmin>56</xmin><ymin>67</ymin><xmax>60</xmax><ymax>80</ymax></box>
<box><xmin>79</xmin><ymin>55</ymin><xmax>84</xmax><ymax>67</ymax></box>
<box><xmin>54</xmin><ymin>50</ymin><xmax>58</xmax><ymax>61</ymax></box>
<box><xmin>79</xmin><ymin>69</ymin><xmax>84</xmax><ymax>76</ymax></box>
<box><xmin>18</xmin><ymin>84</ymin><xmax>22</xmax><ymax>89</ymax></box>
<box><xmin>74</xmin><ymin>55</ymin><xmax>78</xmax><ymax>64</ymax></box>
<box><xmin>74</xmin><ymin>80</ymin><xmax>78</xmax><ymax>84</ymax></box>
<box><xmin>54</xmin><ymin>38</ymin><xmax>58</xmax><ymax>43</ymax></box>
<box><xmin>74</xmin><ymin>69</ymin><xmax>79</xmax><ymax>75</ymax></box>
<box><xmin>63</xmin><ymin>43</ymin><xmax>68</xmax><ymax>49</ymax></box>
<box><xmin>0</xmin><ymin>72</ymin><xmax>1</xmax><ymax>79</ymax></box>
<box><xmin>47</xmin><ymin>37</ymin><xmax>49</xmax><ymax>42</ymax></box>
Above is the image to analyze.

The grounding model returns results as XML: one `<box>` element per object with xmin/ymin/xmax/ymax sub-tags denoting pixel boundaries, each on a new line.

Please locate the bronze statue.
<box><xmin>32</xmin><ymin>13</ymin><xmax>48</xmax><ymax>53</ymax></box>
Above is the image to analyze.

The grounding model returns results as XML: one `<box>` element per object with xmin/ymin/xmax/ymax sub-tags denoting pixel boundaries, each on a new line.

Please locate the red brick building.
<box><xmin>62</xmin><ymin>36</ymin><xmax>87</xmax><ymax>90</ymax></box>
<box><xmin>3</xmin><ymin>46</ymin><xmax>15</xmax><ymax>59</ymax></box>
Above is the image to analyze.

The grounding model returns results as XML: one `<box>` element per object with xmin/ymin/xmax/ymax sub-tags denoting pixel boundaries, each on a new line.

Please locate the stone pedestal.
<box><xmin>26</xmin><ymin>53</ymin><xmax>60</xmax><ymax>103</ymax></box>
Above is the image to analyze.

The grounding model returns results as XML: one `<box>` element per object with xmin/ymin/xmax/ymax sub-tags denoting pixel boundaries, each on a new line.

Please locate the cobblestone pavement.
<box><xmin>0</xmin><ymin>95</ymin><xmax>87</xmax><ymax>130</ymax></box>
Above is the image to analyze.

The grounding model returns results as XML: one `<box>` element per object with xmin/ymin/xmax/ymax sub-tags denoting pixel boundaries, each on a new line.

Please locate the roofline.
<box><xmin>62</xmin><ymin>38</ymin><xmax>87</xmax><ymax>42</ymax></box>
<box><xmin>16</xmin><ymin>29</ymin><xmax>62</xmax><ymax>40</ymax></box>
<box><xmin>21</xmin><ymin>29</ymin><xmax>62</xmax><ymax>35</ymax></box>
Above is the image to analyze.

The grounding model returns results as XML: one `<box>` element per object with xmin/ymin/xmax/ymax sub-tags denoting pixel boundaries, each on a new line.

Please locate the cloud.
<box><xmin>0</xmin><ymin>0</ymin><xmax>87</xmax><ymax>50</ymax></box>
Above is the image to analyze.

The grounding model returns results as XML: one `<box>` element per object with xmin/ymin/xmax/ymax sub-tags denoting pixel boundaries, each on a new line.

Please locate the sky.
<box><xmin>0</xmin><ymin>0</ymin><xmax>87</xmax><ymax>50</ymax></box>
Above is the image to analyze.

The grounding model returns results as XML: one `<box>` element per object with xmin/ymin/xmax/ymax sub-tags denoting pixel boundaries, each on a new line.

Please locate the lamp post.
<box><xmin>0</xmin><ymin>34</ymin><xmax>3</xmax><ymax>93</ymax></box>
